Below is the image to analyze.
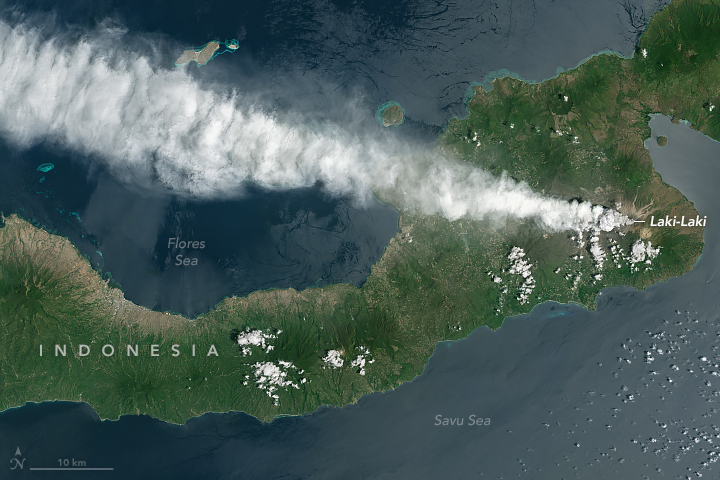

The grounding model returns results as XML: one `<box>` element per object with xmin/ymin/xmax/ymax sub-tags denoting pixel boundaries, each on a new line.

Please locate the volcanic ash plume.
<box><xmin>0</xmin><ymin>20</ymin><xmax>631</xmax><ymax>233</ymax></box>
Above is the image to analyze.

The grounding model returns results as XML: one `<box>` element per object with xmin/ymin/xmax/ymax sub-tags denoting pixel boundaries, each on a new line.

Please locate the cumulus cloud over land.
<box><xmin>0</xmin><ymin>20</ymin><xmax>630</xmax><ymax>232</ymax></box>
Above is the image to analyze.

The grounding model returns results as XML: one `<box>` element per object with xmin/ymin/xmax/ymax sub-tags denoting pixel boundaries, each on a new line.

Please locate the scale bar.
<box><xmin>30</xmin><ymin>468</ymin><xmax>114</xmax><ymax>471</ymax></box>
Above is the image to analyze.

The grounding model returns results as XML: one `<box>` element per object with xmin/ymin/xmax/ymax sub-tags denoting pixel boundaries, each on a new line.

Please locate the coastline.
<box><xmin>0</xmin><ymin>0</ymin><xmax>713</xmax><ymax>425</ymax></box>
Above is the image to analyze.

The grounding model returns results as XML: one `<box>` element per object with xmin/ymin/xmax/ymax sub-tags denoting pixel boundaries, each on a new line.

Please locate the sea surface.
<box><xmin>7</xmin><ymin>0</ymin><xmax>670</xmax><ymax>126</ymax></box>
<box><xmin>2</xmin><ymin>114</ymin><xmax>718</xmax><ymax>479</ymax></box>
<box><xmin>3</xmin><ymin>0</ymin><xmax>708</xmax><ymax>478</ymax></box>
<box><xmin>0</xmin><ymin>142</ymin><xmax>400</xmax><ymax>317</ymax></box>
<box><xmin>0</xmin><ymin>0</ymin><xmax>671</xmax><ymax>317</ymax></box>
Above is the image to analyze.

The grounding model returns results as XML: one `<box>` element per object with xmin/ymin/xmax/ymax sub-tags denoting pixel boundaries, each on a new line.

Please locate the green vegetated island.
<box><xmin>376</xmin><ymin>101</ymin><xmax>405</xmax><ymax>127</ymax></box>
<box><xmin>0</xmin><ymin>0</ymin><xmax>716</xmax><ymax>423</ymax></box>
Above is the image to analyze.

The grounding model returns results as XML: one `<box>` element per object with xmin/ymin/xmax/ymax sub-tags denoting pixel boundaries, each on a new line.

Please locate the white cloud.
<box><xmin>507</xmin><ymin>247</ymin><xmax>535</xmax><ymax>304</ymax></box>
<box><xmin>322</xmin><ymin>349</ymin><xmax>344</xmax><ymax>368</ymax></box>
<box><xmin>630</xmin><ymin>240</ymin><xmax>660</xmax><ymax>266</ymax></box>
<box><xmin>252</xmin><ymin>361</ymin><xmax>300</xmax><ymax>403</ymax></box>
<box><xmin>236</xmin><ymin>329</ymin><xmax>277</xmax><ymax>355</ymax></box>
<box><xmin>590</xmin><ymin>235</ymin><xmax>606</xmax><ymax>270</ymax></box>
<box><xmin>0</xmin><ymin>20</ymin><xmax>632</xmax><ymax>233</ymax></box>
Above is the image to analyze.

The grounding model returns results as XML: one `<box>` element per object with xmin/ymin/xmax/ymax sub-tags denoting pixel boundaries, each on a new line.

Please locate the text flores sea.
<box><xmin>1</xmin><ymin>117</ymin><xmax>718</xmax><ymax>479</ymax></box>
<box><xmin>0</xmin><ymin>143</ymin><xmax>400</xmax><ymax>318</ymax></box>
<box><xmin>0</xmin><ymin>0</ymin><xmax>680</xmax><ymax>476</ymax></box>
<box><xmin>0</xmin><ymin>0</ymin><xmax>667</xmax><ymax>318</ymax></box>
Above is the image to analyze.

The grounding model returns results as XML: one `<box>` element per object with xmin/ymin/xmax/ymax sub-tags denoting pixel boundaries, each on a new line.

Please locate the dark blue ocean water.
<box><xmin>0</xmin><ymin>0</ymin><xmax>671</xmax><ymax>317</ymax></box>
<box><xmin>4</xmin><ymin>0</ymin><xmax>669</xmax><ymax>126</ymax></box>
<box><xmin>2</xmin><ymin>114</ymin><xmax>718</xmax><ymax>480</ymax></box>
<box><xmin>5</xmin><ymin>0</ymin><xmax>710</xmax><ymax>478</ymax></box>
<box><xmin>0</xmin><ymin>141</ymin><xmax>400</xmax><ymax>317</ymax></box>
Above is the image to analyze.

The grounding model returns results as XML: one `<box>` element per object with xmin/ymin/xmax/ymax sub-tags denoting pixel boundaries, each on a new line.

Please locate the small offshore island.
<box><xmin>0</xmin><ymin>0</ymin><xmax>716</xmax><ymax>424</ymax></box>
<box><xmin>375</xmin><ymin>101</ymin><xmax>405</xmax><ymax>127</ymax></box>
<box><xmin>175</xmin><ymin>39</ymin><xmax>239</xmax><ymax>67</ymax></box>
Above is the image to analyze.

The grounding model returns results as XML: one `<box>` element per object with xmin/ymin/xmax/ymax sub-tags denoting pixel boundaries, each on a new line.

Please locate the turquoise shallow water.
<box><xmin>2</xmin><ymin>118</ymin><xmax>716</xmax><ymax>478</ymax></box>
<box><xmin>375</xmin><ymin>101</ymin><xmax>405</xmax><ymax>126</ymax></box>
<box><xmin>0</xmin><ymin>0</ymin><xmax>671</xmax><ymax>317</ymax></box>
<box><xmin>8</xmin><ymin>0</ymin><xmax>669</xmax><ymax>125</ymax></box>
<box><xmin>0</xmin><ymin>144</ymin><xmax>400</xmax><ymax>318</ymax></box>
<box><xmin>0</xmin><ymin>0</ymin><xmax>685</xmax><ymax>477</ymax></box>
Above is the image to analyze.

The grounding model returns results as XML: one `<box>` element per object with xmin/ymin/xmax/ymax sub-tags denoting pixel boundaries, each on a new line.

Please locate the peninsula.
<box><xmin>0</xmin><ymin>0</ymin><xmax>714</xmax><ymax>423</ymax></box>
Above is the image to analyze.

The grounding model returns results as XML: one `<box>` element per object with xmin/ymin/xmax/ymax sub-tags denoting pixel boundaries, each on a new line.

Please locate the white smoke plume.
<box><xmin>0</xmin><ymin>20</ymin><xmax>631</xmax><ymax>233</ymax></box>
